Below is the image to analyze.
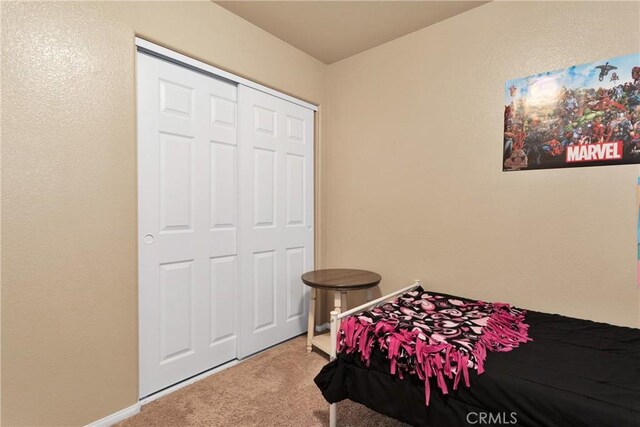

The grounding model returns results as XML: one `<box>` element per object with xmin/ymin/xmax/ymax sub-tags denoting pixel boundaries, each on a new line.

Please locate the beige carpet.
<box><xmin>119</xmin><ymin>336</ymin><xmax>407</xmax><ymax>426</ymax></box>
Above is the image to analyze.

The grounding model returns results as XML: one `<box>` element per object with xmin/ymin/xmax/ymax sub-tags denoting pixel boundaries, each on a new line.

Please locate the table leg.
<box><xmin>341</xmin><ymin>291</ymin><xmax>347</xmax><ymax>312</ymax></box>
<box><xmin>334</xmin><ymin>290</ymin><xmax>342</xmax><ymax>314</ymax></box>
<box><xmin>307</xmin><ymin>288</ymin><xmax>316</xmax><ymax>352</ymax></box>
<box><xmin>366</xmin><ymin>287</ymin><xmax>373</xmax><ymax>302</ymax></box>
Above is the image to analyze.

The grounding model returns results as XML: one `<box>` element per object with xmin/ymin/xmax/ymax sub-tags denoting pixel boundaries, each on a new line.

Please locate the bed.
<box><xmin>314</xmin><ymin>281</ymin><xmax>640</xmax><ymax>427</ymax></box>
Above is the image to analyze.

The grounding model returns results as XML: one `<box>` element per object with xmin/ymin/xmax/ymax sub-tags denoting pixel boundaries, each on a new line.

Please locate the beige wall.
<box><xmin>3</xmin><ymin>1</ymin><xmax>640</xmax><ymax>426</ymax></box>
<box><xmin>325</xmin><ymin>0</ymin><xmax>640</xmax><ymax>328</ymax></box>
<box><xmin>1</xmin><ymin>1</ymin><xmax>326</xmax><ymax>425</ymax></box>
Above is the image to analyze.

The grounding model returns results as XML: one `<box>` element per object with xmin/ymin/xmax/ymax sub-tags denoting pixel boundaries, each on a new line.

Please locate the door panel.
<box><xmin>159</xmin><ymin>133</ymin><xmax>194</xmax><ymax>232</ymax></box>
<box><xmin>253</xmin><ymin>148</ymin><xmax>276</xmax><ymax>227</ymax></box>
<box><xmin>253</xmin><ymin>250</ymin><xmax>277</xmax><ymax>332</ymax></box>
<box><xmin>159</xmin><ymin>260</ymin><xmax>194</xmax><ymax>362</ymax></box>
<box><xmin>238</xmin><ymin>86</ymin><xmax>314</xmax><ymax>358</ymax></box>
<box><xmin>138</xmin><ymin>53</ymin><xmax>238</xmax><ymax>398</ymax></box>
<box><xmin>286</xmin><ymin>247</ymin><xmax>306</xmax><ymax>320</ymax></box>
<box><xmin>209</xmin><ymin>255</ymin><xmax>237</xmax><ymax>344</ymax></box>
<box><xmin>286</xmin><ymin>154</ymin><xmax>305</xmax><ymax>225</ymax></box>
<box><xmin>210</xmin><ymin>142</ymin><xmax>237</xmax><ymax>229</ymax></box>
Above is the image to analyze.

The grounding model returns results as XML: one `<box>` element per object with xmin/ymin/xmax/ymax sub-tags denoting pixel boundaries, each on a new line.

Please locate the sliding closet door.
<box><xmin>138</xmin><ymin>53</ymin><xmax>238</xmax><ymax>397</ymax></box>
<box><xmin>238</xmin><ymin>86</ymin><xmax>314</xmax><ymax>358</ymax></box>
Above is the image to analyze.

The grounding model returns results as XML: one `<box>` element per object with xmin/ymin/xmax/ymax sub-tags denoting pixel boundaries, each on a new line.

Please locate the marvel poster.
<box><xmin>503</xmin><ymin>53</ymin><xmax>640</xmax><ymax>171</ymax></box>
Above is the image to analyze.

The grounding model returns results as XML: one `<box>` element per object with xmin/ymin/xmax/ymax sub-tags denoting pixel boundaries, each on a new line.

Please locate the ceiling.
<box><xmin>215</xmin><ymin>1</ymin><xmax>488</xmax><ymax>64</ymax></box>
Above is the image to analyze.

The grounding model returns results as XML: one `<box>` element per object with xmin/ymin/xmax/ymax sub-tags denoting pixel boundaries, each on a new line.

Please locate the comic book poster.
<box><xmin>503</xmin><ymin>53</ymin><xmax>640</xmax><ymax>171</ymax></box>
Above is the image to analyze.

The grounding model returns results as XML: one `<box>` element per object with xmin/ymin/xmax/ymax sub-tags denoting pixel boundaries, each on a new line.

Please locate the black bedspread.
<box><xmin>315</xmin><ymin>302</ymin><xmax>640</xmax><ymax>427</ymax></box>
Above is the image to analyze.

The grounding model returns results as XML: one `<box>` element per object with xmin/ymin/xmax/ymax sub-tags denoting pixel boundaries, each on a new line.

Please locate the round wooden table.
<box><xmin>301</xmin><ymin>268</ymin><xmax>381</xmax><ymax>354</ymax></box>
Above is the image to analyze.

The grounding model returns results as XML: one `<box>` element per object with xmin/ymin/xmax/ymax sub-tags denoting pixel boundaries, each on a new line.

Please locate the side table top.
<box><xmin>301</xmin><ymin>268</ymin><xmax>381</xmax><ymax>291</ymax></box>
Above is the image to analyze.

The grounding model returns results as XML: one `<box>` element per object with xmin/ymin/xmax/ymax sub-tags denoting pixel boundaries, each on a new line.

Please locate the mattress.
<box><xmin>315</xmin><ymin>296</ymin><xmax>640</xmax><ymax>427</ymax></box>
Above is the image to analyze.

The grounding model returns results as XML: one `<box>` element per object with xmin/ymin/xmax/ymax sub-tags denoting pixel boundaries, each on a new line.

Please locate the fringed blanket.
<box><xmin>337</xmin><ymin>288</ymin><xmax>531</xmax><ymax>405</ymax></box>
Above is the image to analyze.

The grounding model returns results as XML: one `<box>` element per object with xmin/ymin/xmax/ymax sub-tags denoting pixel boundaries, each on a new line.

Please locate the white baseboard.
<box><xmin>85</xmin><ymin>403</ymin><xmax>140</xmax><ymax>427</ymax></box>
<box><xmin>84</xmin><ymin>332</ymin><xmax>308</xmax><ymax>426</ymax></box>
<box><xmin>315</xmin><ymin>322</ymin><xmax>329</xmax><ymax>333</ymax></box>
<box><xmin>85</xmin><ymin>359</ymin><xmax>239</xmax><ymax>427</ymax></box>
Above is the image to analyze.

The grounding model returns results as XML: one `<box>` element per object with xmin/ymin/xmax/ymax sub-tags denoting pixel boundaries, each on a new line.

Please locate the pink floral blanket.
<box><xmin>337</xmin><ymin>288</ymin><xmax>531</xmax><ymax>405</ymax></box>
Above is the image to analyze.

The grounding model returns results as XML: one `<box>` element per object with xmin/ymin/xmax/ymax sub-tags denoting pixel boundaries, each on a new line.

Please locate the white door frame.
<box><xmin>136</xmin><ymin>38</ymin><xmax>317</xmax><ymax>399</ymax></box>
<box><xmin>135</xmin><ymin>38</ymin><xmax>318</xmax><ymax>112</ymax></box>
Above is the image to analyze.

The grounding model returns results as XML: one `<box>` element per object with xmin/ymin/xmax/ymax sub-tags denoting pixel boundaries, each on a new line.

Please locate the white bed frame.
<box><xmin>327</xmin><ymin>280</ymin><xmax>422</xmax><ymax>427</ymax></box>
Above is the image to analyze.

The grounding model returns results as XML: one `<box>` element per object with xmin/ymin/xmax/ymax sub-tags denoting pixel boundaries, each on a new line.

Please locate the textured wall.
<box><xmin>324</xmin><ymin>1</ymin><xmax>640</xmax><ymax>327</ymax></box>
<box><xmin>0</xmin><ymin>1</ymin><xmax>325</xmax><ymax>425</ymax></box>
<box><xmin>3</xmin><ymin>1</ymin><xmax>640</xmax><ymax>426</ymax></box>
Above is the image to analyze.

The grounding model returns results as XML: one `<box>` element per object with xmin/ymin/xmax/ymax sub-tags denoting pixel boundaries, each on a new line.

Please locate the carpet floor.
<box><xmin>118</xmin><ymin>335</ymin><xmax>407</xmax><ymax>426</ymax></box>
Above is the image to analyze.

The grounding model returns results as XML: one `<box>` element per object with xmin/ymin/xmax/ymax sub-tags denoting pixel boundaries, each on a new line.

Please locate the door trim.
<box><xmin>135</xmin><ymin>37</ymin><xmax>318</xmax><ymax>112</ymax></box>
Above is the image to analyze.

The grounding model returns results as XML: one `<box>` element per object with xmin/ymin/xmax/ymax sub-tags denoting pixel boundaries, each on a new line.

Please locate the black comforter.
<box><xmin>315</xmin><ymin>302</ymin><xmax>640</xmax><ymax>426</ymax></box>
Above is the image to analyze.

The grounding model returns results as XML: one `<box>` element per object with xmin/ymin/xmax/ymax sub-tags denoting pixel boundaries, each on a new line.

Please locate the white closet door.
<box><xmin>138</xmin><ymin>53</ymin><xmax>238</xmax><ymax>397</ymax></box>
<box><xmin>238</xmin><ymin>86</ymin><xmax>314</xmax><ymax>358</ymax></box>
